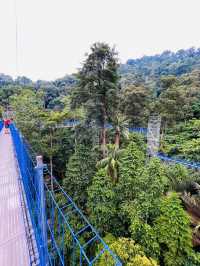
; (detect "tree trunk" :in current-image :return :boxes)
[50,131,53,192]
[160,119,167,144]
[100,103,107,158]
[115,126,120,149]
[100,126,107,158]
[74,133,77,154]
[50,155,53,192]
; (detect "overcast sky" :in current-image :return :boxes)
[0,0,200,81]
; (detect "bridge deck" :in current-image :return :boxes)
[0,129,30,265]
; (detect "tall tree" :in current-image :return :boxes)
[120,85,150,126]
[10,89,44,140]
[71,42,120,157]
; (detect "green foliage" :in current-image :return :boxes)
[159,76,178,90]
[87,169,118,234]
[154,193,193,266]
[122,48,200,84]
[120,85,150,126]
[88,138,152,236]
[96,236,158,266]
[6,46,200,265]
[132,159,168,221]
[0,106,3,118]
[158,84,193,125]
[181,138,200,161]
[122,131,146,150]
[164,163,193,191]
[42,127,74,178]
[63,144,98,207]
[111,113,130,148]
[124,159,168,259]
[183,253,200,266]
[132,255,158,266]
[130,217,160,259]
[96,144,124,182]
[71,42,120,156]
[0,85,22,107]
[10,89,76,178]
[162,119,200,161]
[10,89,44,140]
[128,192,197,265]
[117,141,145,201]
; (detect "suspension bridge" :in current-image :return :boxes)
[0,121,122,266]
[0,118,200,265]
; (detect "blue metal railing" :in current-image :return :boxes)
[62,119,147,135]
[10,124,122,266]
[128,127,147,134]
[0,120,3,132]
[10,124,45,264]
[62,119,80,127]
[44,175,122,266]
[157,153,200,170]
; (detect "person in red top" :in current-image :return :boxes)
[4,119,11,134]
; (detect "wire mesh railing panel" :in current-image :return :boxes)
[44,173,122,266]
[0,121,3,132]
[10,124,46,264]
[10,124,122,266]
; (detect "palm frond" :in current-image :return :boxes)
[96,157,110,168]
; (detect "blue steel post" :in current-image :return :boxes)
[35,155,48,265]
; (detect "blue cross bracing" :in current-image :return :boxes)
[9,124,122,266]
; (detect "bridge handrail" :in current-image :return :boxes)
[61,119,147,134]
[157,153,200,170]
[10,123,122,266]
[10,124,45,264]
[44,171,121,265]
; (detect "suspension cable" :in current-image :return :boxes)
[14,0,19,78]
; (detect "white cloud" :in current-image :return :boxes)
[0,0,200,80]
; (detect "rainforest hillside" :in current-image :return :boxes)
[120,47,200,87]
[1,44,200,265]
[1,46,200,97]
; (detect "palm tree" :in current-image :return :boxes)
[96,144,124,183]
[113,113,129,149]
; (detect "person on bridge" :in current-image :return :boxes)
[4,119,11,134]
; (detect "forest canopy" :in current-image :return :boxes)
[1,45,200,265]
